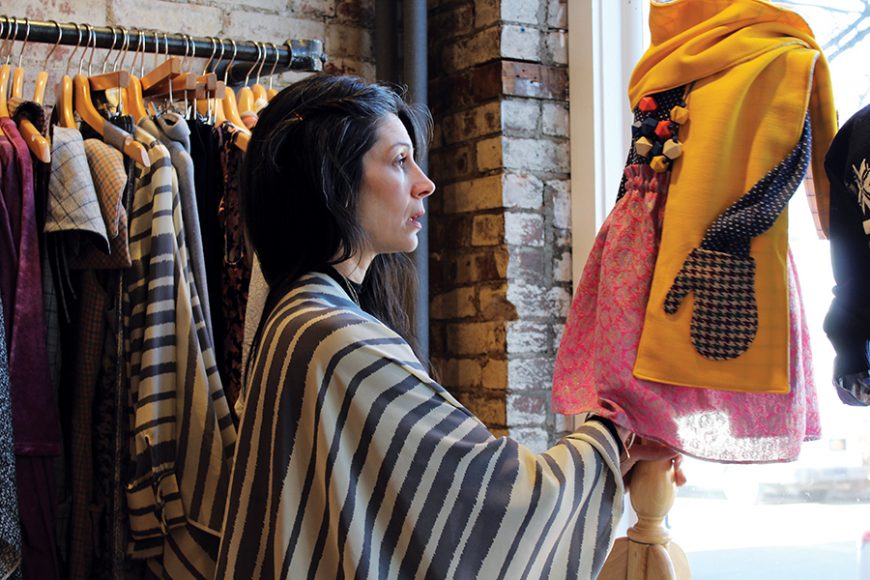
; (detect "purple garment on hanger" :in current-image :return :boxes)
[0,117,61,456]
[0,137,19,340]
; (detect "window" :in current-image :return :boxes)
[569,2,870,578]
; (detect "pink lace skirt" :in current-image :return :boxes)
[552,164,820,463]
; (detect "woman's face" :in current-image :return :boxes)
[356,113,436,262]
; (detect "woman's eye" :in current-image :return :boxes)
[396,155,407,167]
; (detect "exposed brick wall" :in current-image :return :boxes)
[429,0,571,452]
[1,0,374,97]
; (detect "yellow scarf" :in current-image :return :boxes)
[632,0,837,393]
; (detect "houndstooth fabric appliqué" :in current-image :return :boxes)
[664,248,758,359]
[665,114,812,360]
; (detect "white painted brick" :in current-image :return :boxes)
[476,136,503,172]
[223,11,326,45]
[501,98,539,133]
[210,0,282,13]
[501,24,541,61]
[501,0,540,25]
[503,172,544,209]
[506,320,549,354]
[503,138,569,172]
[553,250,572,283]
[325,24,373,59]
[548,179,571,229]
[508,357,555,391]
[504,212,544,247]
[542,102,569,137]
[507,282,549,318]
[112,0,223,37]
[4,0,106,27]
[509,427,550,453]
[548,0,568,29]
[545,30,568,65]
[507,394,549,426]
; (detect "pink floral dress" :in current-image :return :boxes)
[552,164,820,463]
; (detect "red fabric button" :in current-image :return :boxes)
[638,96,657,112]
[655,120,672,139]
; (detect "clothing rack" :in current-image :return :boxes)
[0,16,325,84]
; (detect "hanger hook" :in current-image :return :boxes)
[202,36,217,75]
[137,30,146,77]
[225,38,237,84]
[113,27,128,72]
[102,26,118,73]
[243,40,257,85]
[4,17,19,66]
[268,42,280,91]
[16,18,30,69]
[213,38,226,82]
[87,24,98,76]
[65,22,82,76]
[254,41,267,86]
[43,20,63,72]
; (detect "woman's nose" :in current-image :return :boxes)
[413,164,436,199]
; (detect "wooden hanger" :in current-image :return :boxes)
[235,42,260,114]
[5,19,50,163]
[250,42,269,106]
[0,17,14,123]
[73,74,149,166]
[219,41,252,135]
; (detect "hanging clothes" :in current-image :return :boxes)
[138,113,213,340]
[0,296,22,579]
[218,125,251,409]
[189,118,228,386]
[124,127,236,578]
[823,103,870,406]
[0,116,62,579]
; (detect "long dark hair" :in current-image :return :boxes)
[242,74,431,359]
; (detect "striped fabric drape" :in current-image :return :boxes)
[124,134,236,578]
[216,272,623,579]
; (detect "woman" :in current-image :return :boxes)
[216,74,682,579]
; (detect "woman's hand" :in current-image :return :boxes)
[619,436,687,489]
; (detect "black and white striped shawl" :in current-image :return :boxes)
[216,272,623,579]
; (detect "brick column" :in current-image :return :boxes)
[429,0,571,451]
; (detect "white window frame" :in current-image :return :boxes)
[567,0,646,288]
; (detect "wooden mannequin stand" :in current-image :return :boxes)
[599,459,692,580]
